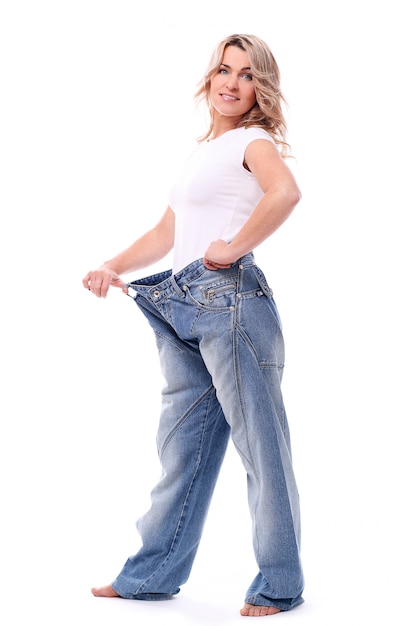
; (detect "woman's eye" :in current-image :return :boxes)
[219,68,228,75]
[241,73,253,81]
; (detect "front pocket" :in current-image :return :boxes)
[185,279,237,310]
[203,282,237,303]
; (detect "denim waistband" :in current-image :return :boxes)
[127,252,255,300]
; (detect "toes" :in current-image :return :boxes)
[91,585,120,598]
[240,603,281,617]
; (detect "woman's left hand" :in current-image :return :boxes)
[203,240,234,270]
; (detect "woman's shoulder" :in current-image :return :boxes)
[241,126,275,143]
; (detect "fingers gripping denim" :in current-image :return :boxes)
[112,253,304,610]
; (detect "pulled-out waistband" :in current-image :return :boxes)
[126,252,255,299]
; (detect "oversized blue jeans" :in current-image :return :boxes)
[112,253,304,611]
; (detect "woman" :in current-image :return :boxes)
[83,33,304,617]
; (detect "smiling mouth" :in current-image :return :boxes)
[220,93,239,101]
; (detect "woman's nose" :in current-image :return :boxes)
[226,74,238,90]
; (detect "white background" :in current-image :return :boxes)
[1,1,416,624]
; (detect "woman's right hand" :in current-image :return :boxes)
[82,266,128,298]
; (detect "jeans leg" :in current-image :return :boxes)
[189,262,304,610]
[112,302,230,599]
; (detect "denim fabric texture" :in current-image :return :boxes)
[112,253,304,611]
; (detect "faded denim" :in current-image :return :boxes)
[112,253,304,611]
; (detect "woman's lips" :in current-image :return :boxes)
[220,93,238,101]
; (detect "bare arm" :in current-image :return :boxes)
[83,207,175,297]
[203,140,301,269]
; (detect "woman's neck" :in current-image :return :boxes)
[210,116,242,141]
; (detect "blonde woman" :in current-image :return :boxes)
[84,34,304,617]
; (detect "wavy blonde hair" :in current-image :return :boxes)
[195,34,290,155]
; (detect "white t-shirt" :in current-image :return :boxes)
[169,127,276,274]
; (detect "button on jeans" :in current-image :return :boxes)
[111,253,304,611]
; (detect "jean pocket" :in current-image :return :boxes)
[253,265,274,297]
[185,278,237,310]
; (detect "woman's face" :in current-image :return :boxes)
[209,45,257,119]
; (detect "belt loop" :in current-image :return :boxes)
[237,256,246,293]
[171,275,186,297]
[126,285,138,299]
[236,251,254,270]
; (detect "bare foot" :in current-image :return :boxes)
[91,585,121,598]
[240,603,281,617]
